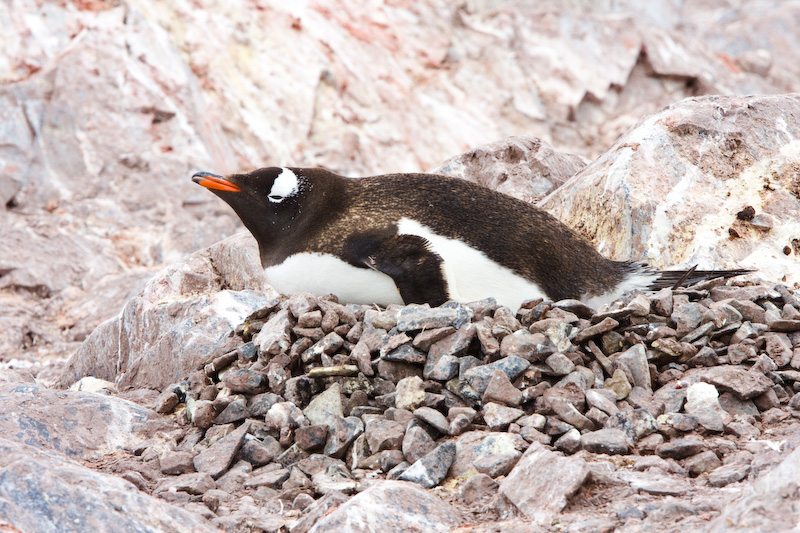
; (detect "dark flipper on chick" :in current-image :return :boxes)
[649,267,753,290]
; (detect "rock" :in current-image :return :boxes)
[604,368,633,400]
[303,383,344,428]
[308,480,461,532]
[458,473,499,505]
[239,436,282,467]
[431,136,586,203]
[482,369,523,406]
[655,439,706,460]
[500,443,590,521]
[707,462,751,487]
[0,381,160,461]
[193,422,250,479]
[585,389,619,415]
[463,356,530,394]
[541,94,800,288]
[709,446,800,530]
[398,441,456,488]
[545,352,576,375]
[482,402,525,431]
[698,365,776,400]
[554,428,582,454]
[323,417,364,459]
[615,344,651,392]
[580,429,630,455]
[365,419,405,454]
[58,243,275,390]
[684,382,730,432]
[683,450,721,477]
[395,304,470,332]
[222,369,268,394]
[394,376,427,411]
[0,437,219,533]
[402,425,436,465]
[451,431,527,478]
[160,450,196,475]
[295,425,329,452]
[604,409,657,443]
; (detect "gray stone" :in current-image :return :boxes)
[414,406,450,434]
[399,442,456,488]
[324,416,364,459]
[160,450,196,475]
[382,344,426,364]
[585,389,619,415]
[655,439,706,460]
[463,356,530,394]
[451,431,527,478]
[402,425,436,465]
[698,365,774,400]
[708,462,751,487]
[554,428,582,455]
[482,402,525,431]
[683,450,721,477]
[545,352,576,375]
[603,368,632,400]
[222,368,268,394]
[458,473,499,505]
[396,304,470,332]
[684,382,729,432]
[604,409,657,443]
[615,344,651,392]
[580,429,630,455]
[303,382,343,428]
[365,419,405,454]
[193,422,250,479]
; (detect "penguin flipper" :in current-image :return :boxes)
[345,232,449,306]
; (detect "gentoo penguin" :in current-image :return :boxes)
[192,167,749,310]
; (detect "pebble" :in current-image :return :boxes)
[482,369,523,406]
[684,382,729,432]
[398,442,456,488]
[604,368,632,400]
[655,439,706,460]
[482,402,525,431]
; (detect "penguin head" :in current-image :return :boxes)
[192,166,311,238]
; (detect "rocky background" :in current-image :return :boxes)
[2,0,800,532]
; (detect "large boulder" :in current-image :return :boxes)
[429,136,587,203]
[56,232,275,390]
[541,94,800,286]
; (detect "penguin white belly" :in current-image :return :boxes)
[398,218,547,310]
[265,252,405,306]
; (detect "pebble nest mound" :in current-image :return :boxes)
[149,279,800,528]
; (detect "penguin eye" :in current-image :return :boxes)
[268,168,300,204]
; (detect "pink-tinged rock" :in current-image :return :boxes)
[308,480,461,532]
[397,442,456,488]
[57,233,275,391]
[482,369,523,407]
[402,425,436,465]
[500,442,590,521]
[154,472,217,496]
[541,95,800,286]
[365,419,405,454]
[451,431,527,478]
[0,438,218,533]
[0,380,158,461]
[430,136,586,203]
[697,365,774,400]
[159,450,196,475]
[193,422,250,479]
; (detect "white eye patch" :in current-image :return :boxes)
[268,168,300,203]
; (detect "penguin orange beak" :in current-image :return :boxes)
[192,172,241,192]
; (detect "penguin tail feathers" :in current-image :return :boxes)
[649,266,754,291]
